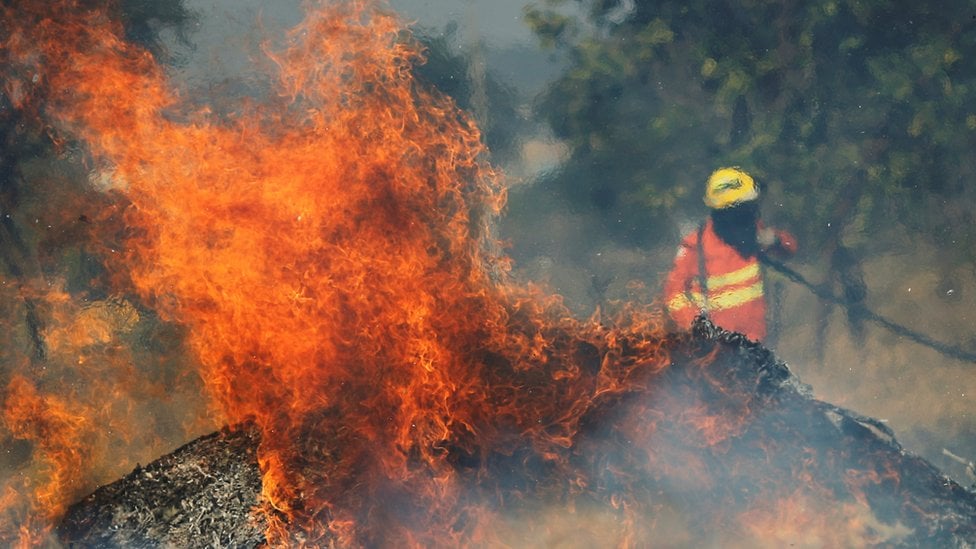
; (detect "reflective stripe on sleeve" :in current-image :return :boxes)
[668,281,764,314]
[708,281,764,311]
[667,291,705,313]
[706,263,760,291]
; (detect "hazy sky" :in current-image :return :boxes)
[172,0,554,89]
[391,0,541,45]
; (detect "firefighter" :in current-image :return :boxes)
[663,167,796,341]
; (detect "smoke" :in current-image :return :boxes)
[1,0,973,546]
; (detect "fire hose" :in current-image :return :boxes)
[758,253,976,364]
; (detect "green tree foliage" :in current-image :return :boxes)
[524,0,976,267]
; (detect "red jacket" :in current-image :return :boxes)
[663,219,796,341]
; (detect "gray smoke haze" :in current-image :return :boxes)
[156,3,976,493]
[2,1,975,546]
[167,0,563,90]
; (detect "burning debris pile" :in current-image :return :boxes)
[56,319,976,547]
[2,0,975,547]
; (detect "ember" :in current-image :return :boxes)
[1,0,975,547]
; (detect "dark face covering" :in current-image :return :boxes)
[711,201,760,257]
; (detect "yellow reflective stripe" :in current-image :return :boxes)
[667,291,705,313]
[707,263,760,291]
[667,263,763,315]
[709,281,764,311]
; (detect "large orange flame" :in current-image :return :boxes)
[3,1,942,547]
[2,0,666,544]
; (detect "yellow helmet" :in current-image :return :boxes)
[703,167,759,209]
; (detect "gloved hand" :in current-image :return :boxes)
[757,227,778,248]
